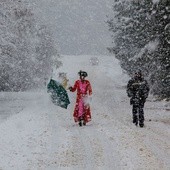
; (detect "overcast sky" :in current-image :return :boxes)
[29,0,114,55]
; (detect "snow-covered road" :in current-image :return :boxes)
[0,55,169,169]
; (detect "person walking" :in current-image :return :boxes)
[127,71,149,127]
[69,70,92,126]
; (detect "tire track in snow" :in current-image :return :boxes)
[74,126,96,169]
[83,123,121,169]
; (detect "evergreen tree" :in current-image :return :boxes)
[150,0,170,99]
[0,0,61,91]
[107,0,170,99]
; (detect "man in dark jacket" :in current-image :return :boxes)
[127,71,149,127]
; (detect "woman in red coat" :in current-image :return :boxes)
[69,70,92,126]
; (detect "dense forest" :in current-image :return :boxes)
[107,0,170,100]
[0,0,61,91]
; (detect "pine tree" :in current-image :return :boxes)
[0,0,61,91]
[107,0,170,99]
[150,0,170,99]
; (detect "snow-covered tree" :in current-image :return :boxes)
[107,0,170,99]
[0,0,61,91]
[150,0,170,99]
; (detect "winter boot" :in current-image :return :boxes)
[83,121,86,126]
[79,121,82,126]
[78,117,83,127]
[139,122,144,128]
[133,115,138,126]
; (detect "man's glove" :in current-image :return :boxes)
[127,91,133,97]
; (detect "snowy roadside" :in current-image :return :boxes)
[0,92,53,169]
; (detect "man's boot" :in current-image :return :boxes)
[133,115,138,125]
[139,122,144,127]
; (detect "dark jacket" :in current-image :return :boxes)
[127,78,149,105]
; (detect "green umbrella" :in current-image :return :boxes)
[47,79,70,109]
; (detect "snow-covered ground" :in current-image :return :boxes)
[0,55,169,170]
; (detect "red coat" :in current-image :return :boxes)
[70,79,92,123]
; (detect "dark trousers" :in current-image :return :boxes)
[132,103,144,124]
